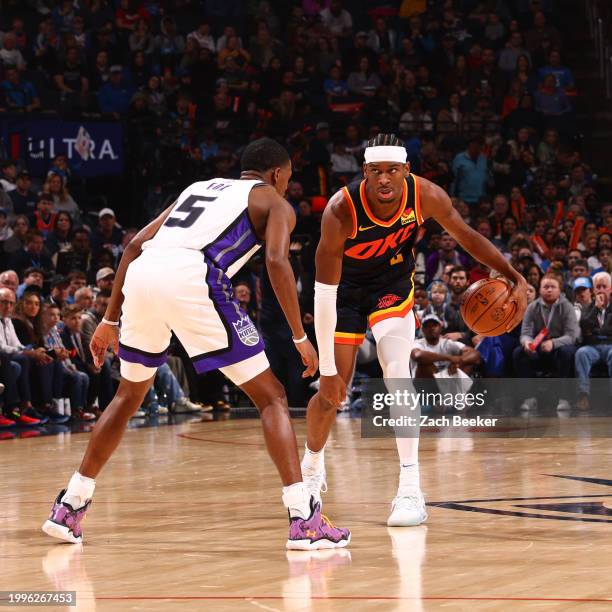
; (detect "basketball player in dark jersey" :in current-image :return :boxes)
[302,134,528,526]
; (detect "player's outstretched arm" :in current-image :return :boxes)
[90,202,175,367]
[264,196,318,378]
[314,192,352,407]
[419,178,528,333]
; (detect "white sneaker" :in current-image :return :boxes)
[520,397,538,412]
[64,398,71,418]
[132,407,147,418]
[172,397,204,413]
[302,468,328,507]
[387,491,428,527]
[53,398,65,416]
[556,398,571,411]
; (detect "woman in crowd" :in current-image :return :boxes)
[44,172,81,222]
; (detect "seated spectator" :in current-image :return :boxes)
[97,65,134,118]
[0,209,13,245]
[451,136,488,206]
[572,276,593,321]
[16,267,44,299]
[575,272,612,410]
[419,281,461,333]
[0,32,27,70]
[66,271,87,304]
[0,68,40,112]
[323,66,349,104]
[187,21,215,53]
[498,32,531,73]
[2,215,30,257]
[0,287,54,425]
[426,232,470,282]
[53,46,90,113]
[30,193,57,238]
[90,208,124,258]
[411,313,481,379]
[321,0,353,39]
[0,270,19,293]
[9,171,38,216]
[55,227,92,277]
[74,286,94,311]
[42,302,95,421]
[45,211,73,259]
[0,160,18,192]
[218,35,250,70]
[44,172,81,221]
[8,230,54,277]
[154,16,185,68]
[49,275,70,308]
[347,56,381,98]
[330,142,360,185]
[534,74,571,116]
[95,267,115,295]
[513,274,579,410]
[539,50,574,91]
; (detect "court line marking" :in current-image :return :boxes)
[94,596,612,602]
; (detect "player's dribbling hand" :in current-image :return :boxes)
[319,374,346,409]
[295,338,318,378]
[90,322,119,368]
[504,275,529,333]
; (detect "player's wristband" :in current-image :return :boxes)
[292,334,308,344]
[102,318,120,327]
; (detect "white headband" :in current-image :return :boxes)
[364,145,407,165]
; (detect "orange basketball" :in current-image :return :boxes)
[460,278,516,336]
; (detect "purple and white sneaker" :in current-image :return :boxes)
[42,490,91,544]
[287,497,351,550]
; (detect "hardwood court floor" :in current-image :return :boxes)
[2,415,612,611]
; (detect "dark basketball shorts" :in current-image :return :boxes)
[335,275,417,345]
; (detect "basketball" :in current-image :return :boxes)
[460,278,516,336]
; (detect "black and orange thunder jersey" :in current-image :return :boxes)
[340,174,423,288]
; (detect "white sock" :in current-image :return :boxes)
[398,462,420,496]
[62,472,95,509]
[396,435,419,466]
[282,482,311,519]
[301,444,325,474]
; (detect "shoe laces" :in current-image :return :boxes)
[394,492,423,509]
[303,469,327,494]
[320,513,336,529]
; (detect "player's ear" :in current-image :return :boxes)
[404,163,410,176]
[272,167,280,185]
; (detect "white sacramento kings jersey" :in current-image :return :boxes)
[143,178,264,278]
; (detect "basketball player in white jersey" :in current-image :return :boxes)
[42,138,350,550]
[302,134,528,526]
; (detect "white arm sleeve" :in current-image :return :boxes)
[314,281,338,376]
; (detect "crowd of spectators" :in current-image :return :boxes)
[0,0,611,426]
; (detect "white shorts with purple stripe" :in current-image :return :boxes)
[118,248,269,385]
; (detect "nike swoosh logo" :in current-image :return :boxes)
[359,224,377,231]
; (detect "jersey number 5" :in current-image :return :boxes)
[164,195,217,229]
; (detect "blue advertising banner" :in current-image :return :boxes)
[0,116,123,177]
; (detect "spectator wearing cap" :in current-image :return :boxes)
[0,161,17,193]
[97,65,134,118]
[9,171,38,216]
[451,136,489,206]
[16,267,44,299]
[8,229,54,277]
[90,208,124,256]
[43,172,80,221]
[95,267,115,294]
[30,193,57,238]
[49,275,70,308]
[410,313,481,379]
[0,68,40,112]
[575,271,612,410]
[572,276,593,321]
